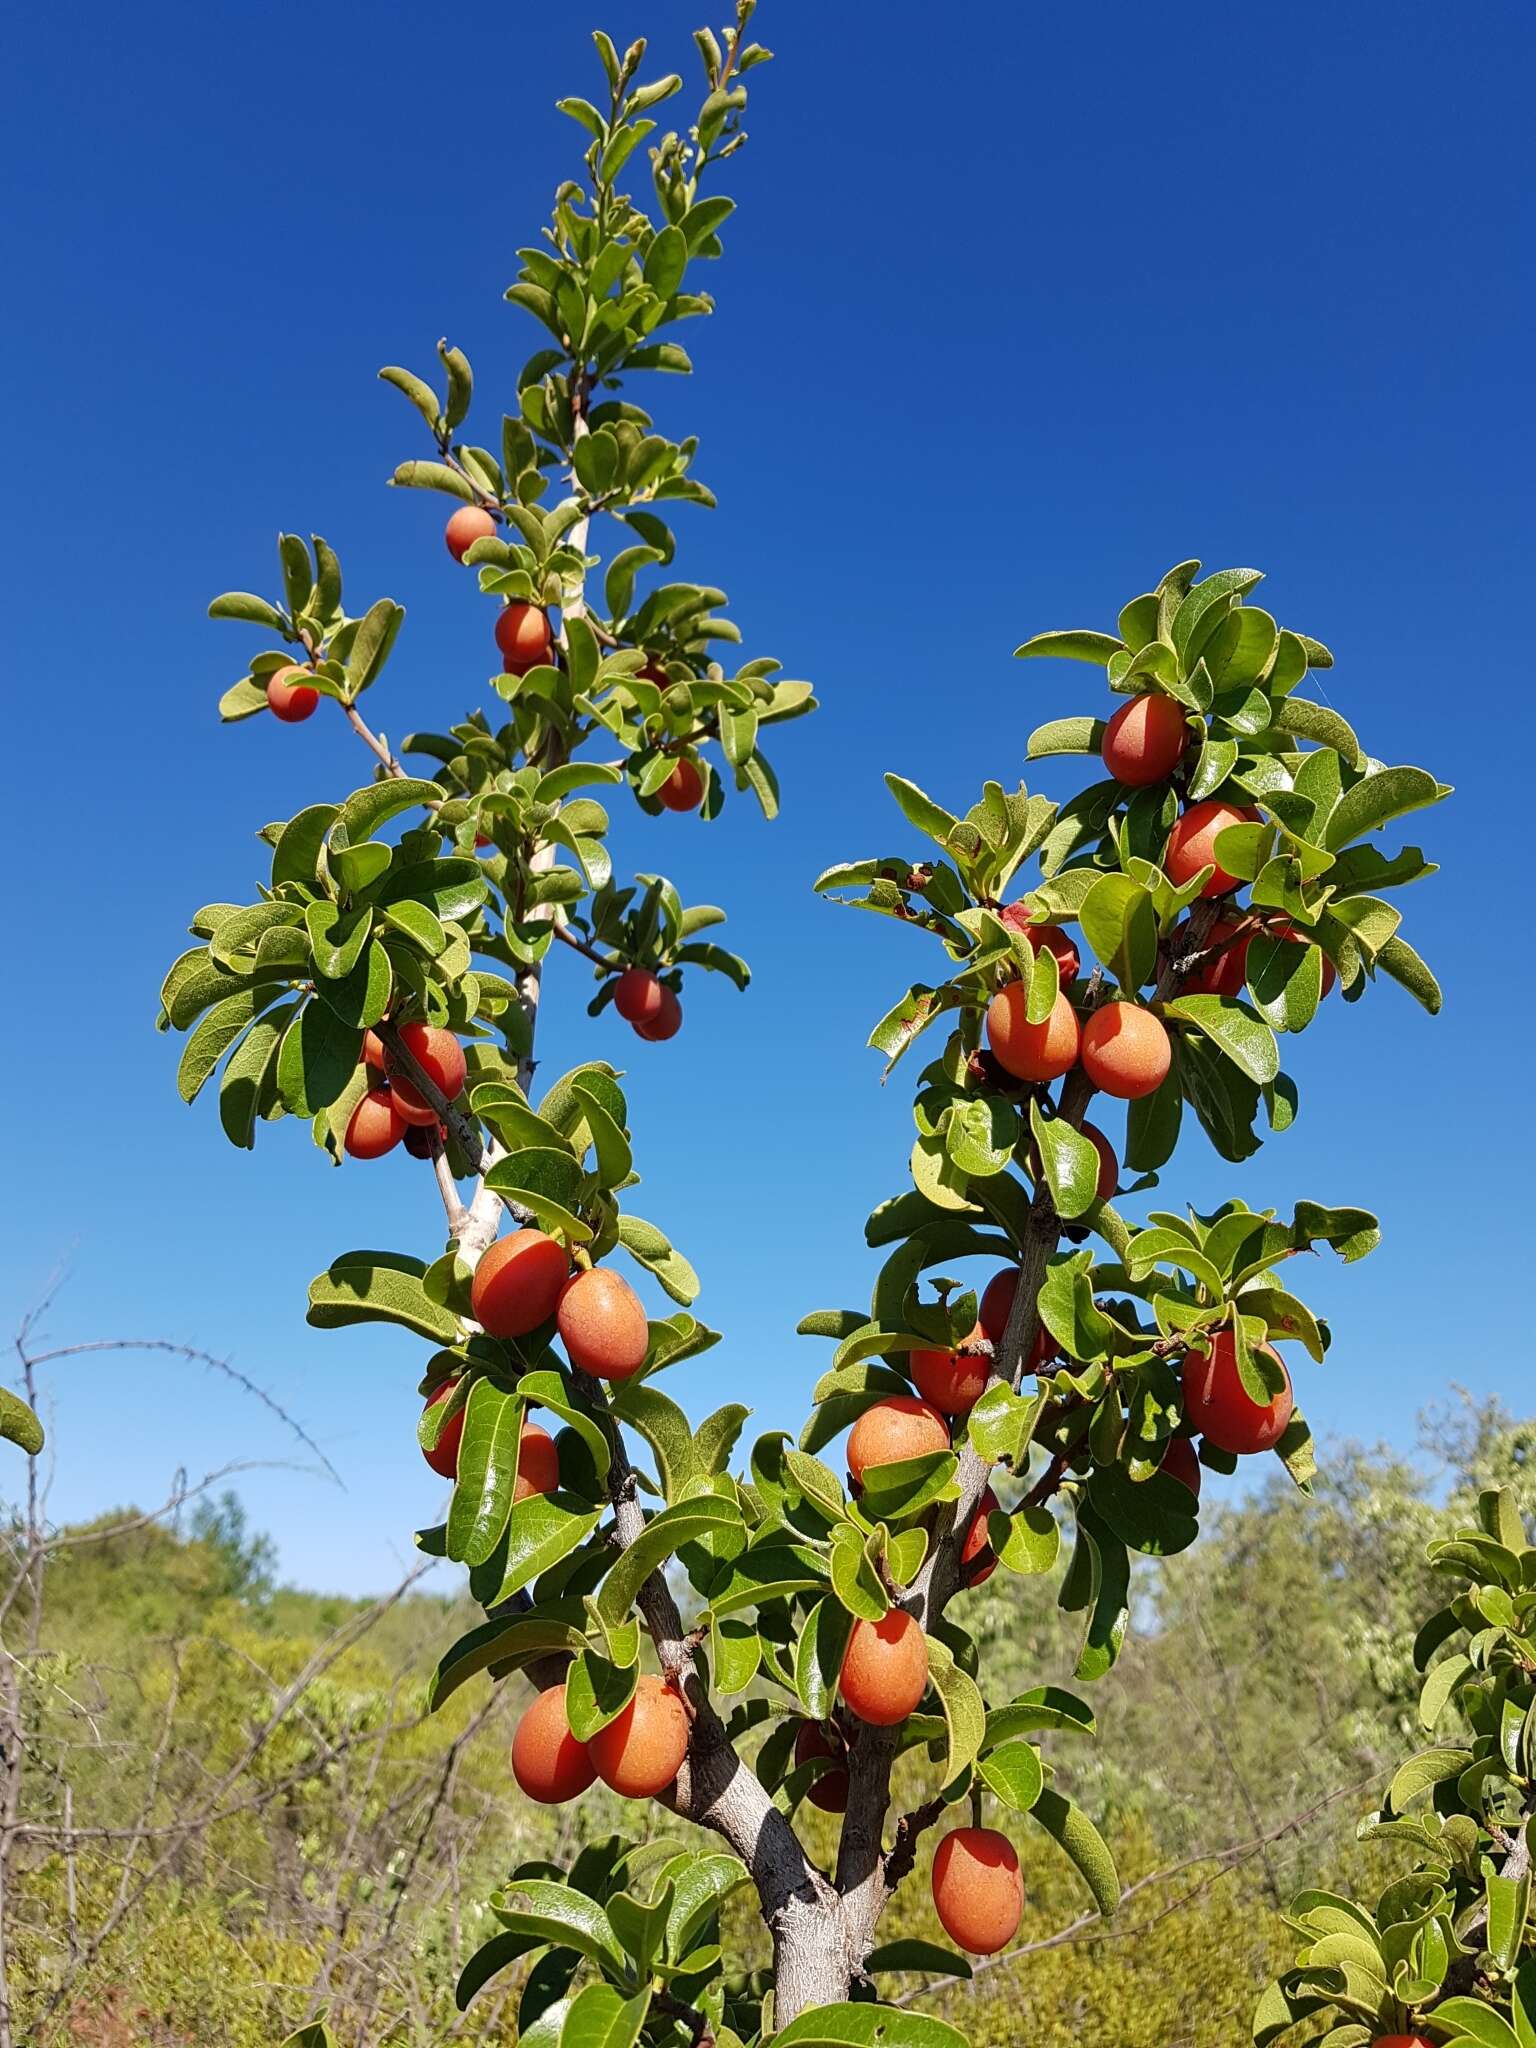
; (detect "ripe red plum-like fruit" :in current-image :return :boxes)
[840,1609,928,1725]
[471,1228,569,1338]
[1101,692,1188,787]
[985,984,1081,1083]
[445,505,497,561]
[612,967,664,1024]
[558,1268,650,1381]
[1159,1436,1202,1496]
[344,1088,406,1159]
[657,756,705,812]
[1080,1003,1171,1099]
[385,1022,467,1121]
[998,905,1080,983]
[960,1487,1001,1586]
[421,1383,465,1479]
[1181,1330,1293,1455]
[511,1685,596,1804]
[1163,799,1258,897]
[846,1397,950,1484]
[494,601,553,674]
[793,1720,850,1813]
[586,1675,689,1797]
[932,1827,1024,1954]
[911,1325,992,1417]
[266,665,319,722]
[514,1419,560,1503]
[633,985,682,1041]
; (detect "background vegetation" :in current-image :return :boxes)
[4,1391,1527,2045]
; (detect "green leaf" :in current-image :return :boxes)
[608,1382,701,1502]
[517,1370,611,1482]
[177,986,287,1104]
[304,902,373,981]
[772,2006,969,2048]
[1324,764,1449,850]
[795,1597,854,1719]
[1163,995,1280,1084]
[565,1651,639,1741]
[1376,934,1444,1014]
[1027,715,1105,759]
[209,591,286,629]
[993,1504,1060,1577]
[446,1379,524,1566]
[977,1741,1044,1813]
[272,804,339,892]
[428,1614,586,1710]
[276,1000,363,1118]
[486,1493,603,1603]
[336,777,444,845]
[1080,873,1157,991]
[493,1880,626,1972]
[0,1388,45,1456]
[1426,2001,1523,2048]
[596,1497,739,1631]
[884,774,958,848]
[983,1687,1095,1745]
[1030,1786,1120,1917]
[306,1252,458,1343]
[1387,1746,1474,1812]
[1029,1103,1101,1222]
[217,999,297,1148]
[616,1214,700,1305]
[1014,630,1123,666]
[864,1940,972,1980]
[561,1990,651,2048]
[925,1634,984,1786]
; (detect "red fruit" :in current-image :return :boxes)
[998,906,1081,983]
[421,1383,465,1479]
[793,1721,850,1814]
[960,1487,1000,1586]
[1184,917,1248,998]
[1080,1004,1171,1100]
[1163,799,1258,897]
[494,601,553,675]
[402,1121,446,1159]
[445,505,496,562]
[840,1609,928,1725]
[385,1022,467,1122]
[932,1827,1023,1955]
[985,984,1081,1083]
[345,1088,406,1159]
[471,1229,569,1339]
[511,1685,597,1804]
[847,1396,950,1485]
[1101,693,1189,787]
[361,1029,388,1072]
[911,1325,992,1417]
[1159,1436,1202,1497]
[558,1268,650,1381]
[586,1674,689,1797]
[514,1419,560,1503]
[1181,1330,1293,1455]
[266,665,319,722]
[657,757,705,812]
[613,968,664,1025]
[977,1270,1058,1366]
[634,985,682,1041]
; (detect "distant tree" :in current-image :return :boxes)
[139,6,1457,2044]
[188,1490,278,1605]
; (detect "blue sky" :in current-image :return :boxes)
[2,0,1529,1594]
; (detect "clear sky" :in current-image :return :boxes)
[2,0,1530,1594]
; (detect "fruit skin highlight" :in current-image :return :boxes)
[1100,692,1188,787]
[840,1609,928,1725]
[846,1397,950,1485]
[1080,1003,1171,1100]
[558,1268,650,1381]
[985,984,1081,1083]
[1163,799,1257,897]
[793,1720,849,1813]
[445,505,496,561]
[511,1684,597,1804]
[470,1228,569,1339]
[1182,1330,1293,1454]
[266,665,319,722]
[586,1674,689,1797]
[345,1088,406,1159]
[931,1827,1024,1954]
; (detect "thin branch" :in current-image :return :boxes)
[19,1338,342,1489]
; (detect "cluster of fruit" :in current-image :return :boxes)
[342,1023,465,1161]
